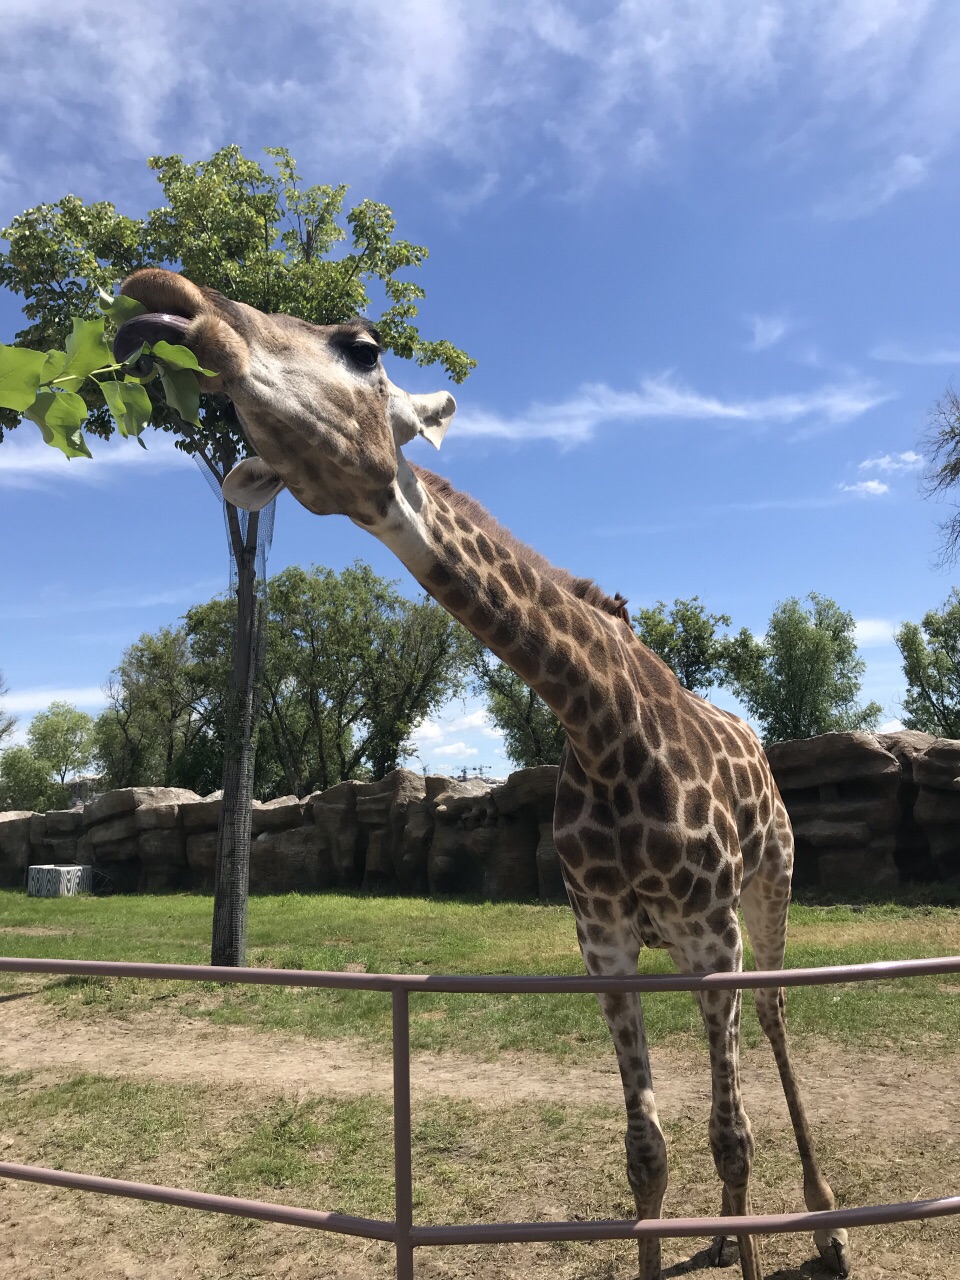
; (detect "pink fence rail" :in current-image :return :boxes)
[1,953,959,1278]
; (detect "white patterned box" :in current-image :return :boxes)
[27,864,93,898]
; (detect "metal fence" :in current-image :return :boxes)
[2,952,959,1278]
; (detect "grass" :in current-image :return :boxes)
[1,1066,958,1279]
[0,892,959,1059]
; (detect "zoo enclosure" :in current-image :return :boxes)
[1,953,960,1278]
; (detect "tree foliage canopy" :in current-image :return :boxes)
[93,564,468,797]
[896,588,960,737]
[723,593,882,744]
[632,596,732,694]
[0,671,15,749]
[0,145,474,463]
[467,637,566,769]
[27,700,94,785]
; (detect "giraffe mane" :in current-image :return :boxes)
[413,466,631,623]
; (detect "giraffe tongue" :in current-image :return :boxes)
[113,312,193,363]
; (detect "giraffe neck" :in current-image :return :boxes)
[360,457,662,771]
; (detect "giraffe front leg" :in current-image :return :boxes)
[700,986,763,1280]
[596,985,669,1280]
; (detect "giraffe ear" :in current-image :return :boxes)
[410,391,457,449]
[222,456,286,511]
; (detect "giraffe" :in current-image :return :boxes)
[114,268,851,1280]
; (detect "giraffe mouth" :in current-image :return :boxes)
[113,312,193,364]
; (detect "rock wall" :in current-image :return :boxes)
[2,730,959,899]
[0,766,564,901]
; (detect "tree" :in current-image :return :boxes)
[896,589,960,737]
[1,145,473,964]
[93,627,219,792]
[27,701,94,785]
[919,388,960,564]
[468,638,566,768]
[723,593,882,745]
[632,597,732,694]
[0,746,67,812]
[0,671,15,748]
[187,563,468,794]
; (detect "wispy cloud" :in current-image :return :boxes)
[870,342,960,366]
[816,152,930,220]
[839,478,889,496]
[854,619,897,648]
[859,451,923,473]
[6,579,222,622]
[0,431,193,491]
[455,375,889,446]
[745,313,790,352]
[4,685,107,714]
[433,741,479,759]
[3,4,960,212]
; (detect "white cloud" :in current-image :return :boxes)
[455,375,889,446]
[816,152,930,220]
[878,718,905,733]
[432,741,479,758]
[4,686,106,714]
[745,313,790,351]
[854,619,896,648]
[859,451,923,473]
[3,3,960,212]
[0,430,193,490]
[5,579,222,622]
[839,479,889,496]
[410,718,445,745]
[871,342,960,365]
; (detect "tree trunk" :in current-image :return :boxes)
[210,505,263,967]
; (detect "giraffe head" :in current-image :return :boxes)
[115,268,456,520]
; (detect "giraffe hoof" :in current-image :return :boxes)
[815,1227,851,1277]
[706,1234,740,1267]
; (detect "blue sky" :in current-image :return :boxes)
[3,2,960,779]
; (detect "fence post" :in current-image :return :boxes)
[392,987,415,1280]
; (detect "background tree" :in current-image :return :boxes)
[468,638,566,768]
[0,746,67,812]
[723,593,882,745]
[919,388,960,564]
[896,589,960,737]
[187,563,468,794]
[0,671,15,748]
[93,627,219,792]
[632,596,732,693]
[1,145,472,964]
[27,701,94,785]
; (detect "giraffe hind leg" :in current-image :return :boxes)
[666,927,762,1280]
[740,866,852,1277]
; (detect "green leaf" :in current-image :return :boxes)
[23,389,92,459]
[160,366,201,426]
[0,344,48,411]
[151,340,216,377]
[62,316,111,381]
[40,349,67,383]
[98,287,148,324]
[99,378,153,439]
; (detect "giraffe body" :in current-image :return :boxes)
[114,269,851,1280]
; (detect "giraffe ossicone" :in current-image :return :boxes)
[117,268,852,1280]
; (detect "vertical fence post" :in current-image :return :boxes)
[393,987,415,1280]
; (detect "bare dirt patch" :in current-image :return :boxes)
[1,995,958,1279]
[0,993,955,1138]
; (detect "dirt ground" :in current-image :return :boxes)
[0,990,958,1280]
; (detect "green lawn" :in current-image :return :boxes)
[1,891,958,1058]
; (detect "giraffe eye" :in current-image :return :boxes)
[346,341,380,371]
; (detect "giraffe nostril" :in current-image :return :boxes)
[113,312,193,363]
